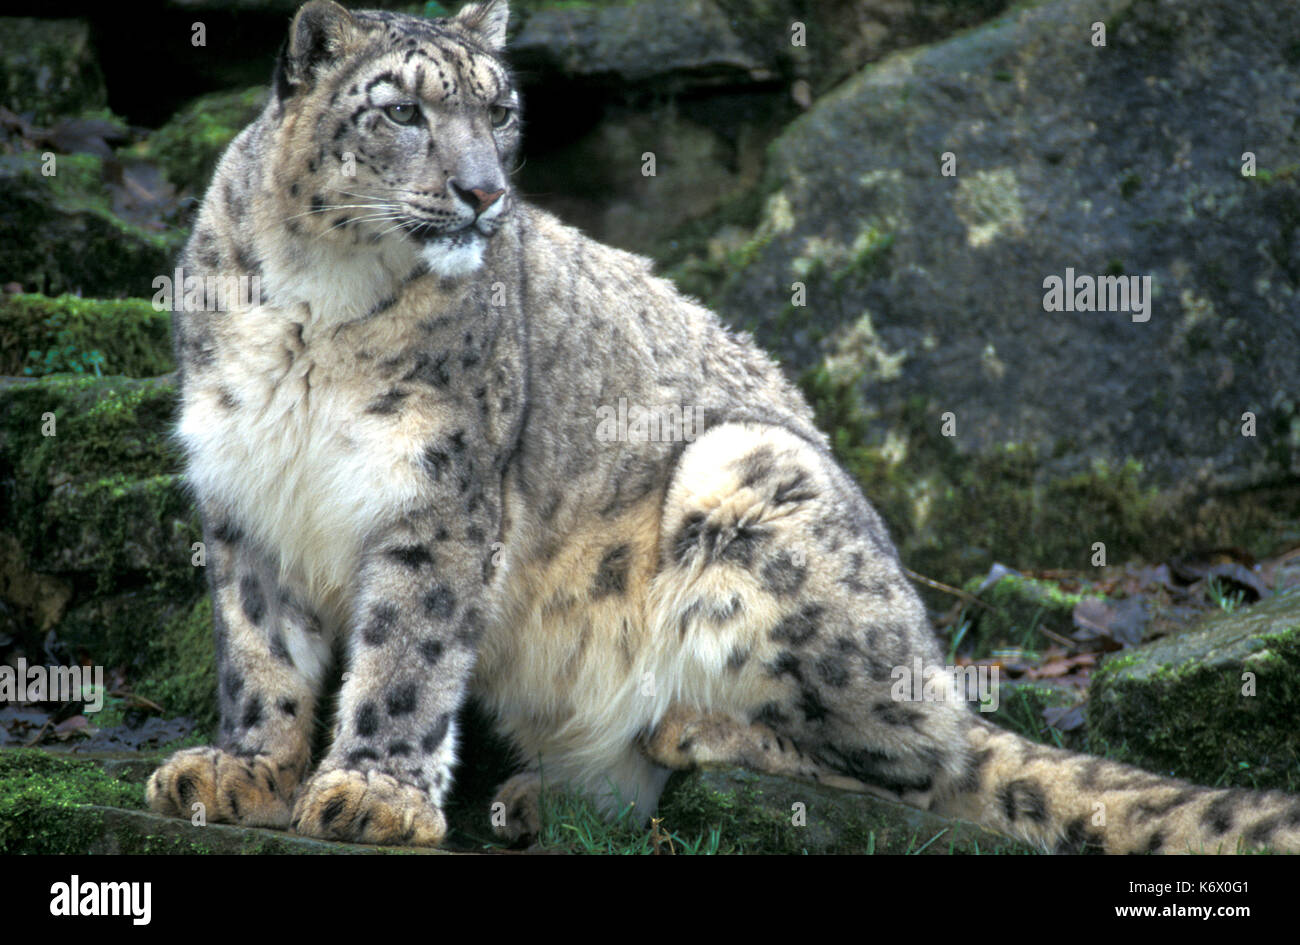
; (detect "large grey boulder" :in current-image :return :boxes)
[686,0,1299,573]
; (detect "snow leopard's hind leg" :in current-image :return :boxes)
[641,421,1300,854]
[641,420,971,810]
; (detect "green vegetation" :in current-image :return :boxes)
[137,87,266,194]
[799,359,1300,584]
[0,750,144,855]
[535,790,725,854]
[961,572,1100,655]
[0,293,173,378]
[134,597,219,734]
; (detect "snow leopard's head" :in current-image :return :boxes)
[272,0,518,278]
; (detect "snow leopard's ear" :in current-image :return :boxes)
[275,1,361,99]
[451,0,509,52]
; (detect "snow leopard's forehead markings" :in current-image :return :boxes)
[324,11,513,111]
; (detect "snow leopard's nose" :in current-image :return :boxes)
[450,179,506,216]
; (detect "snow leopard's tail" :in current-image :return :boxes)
[932,717,1300,853]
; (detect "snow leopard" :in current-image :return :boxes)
[146,0,1300,853]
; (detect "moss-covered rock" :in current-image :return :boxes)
[797,356,1300,584]
[659,0,1300,580]
[0,748,143,855]
[0,293,173,378]
[658,766,1034,854]
[136,86,266,196]
[0,152,184,297]
[0,373,203,681]
[1087,590,1300,791]
[0,19,107,124]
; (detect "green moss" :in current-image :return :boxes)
[135,596,218,734]
[0,374,182,522]
[962,573,1100,655]
[138,87,266,194]
[0,293,173,377]
[534,788,726,854]
[799,360,1300,584]
[0,372,205,680]
[0,375,197,597]
[656,183,775,308]
[0,749,144,854]
[0,151,182,297]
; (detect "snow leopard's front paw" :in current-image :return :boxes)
[291,768,447,846]
[491,771,543,845]
[146,746,298,828]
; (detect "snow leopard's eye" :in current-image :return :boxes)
[489,105,512,128]
[384,103,420,126]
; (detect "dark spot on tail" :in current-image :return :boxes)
[387,545,433,569]
[1130,788,1201,823]
[419,638,444,665]
[1244,816,1280,849]
[1201,794,1236,835]
[424,586,457,619]
[363,604,399,646]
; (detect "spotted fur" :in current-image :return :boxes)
[147,0,1300,854]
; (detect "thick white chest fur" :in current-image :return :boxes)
[178,305,435,608]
